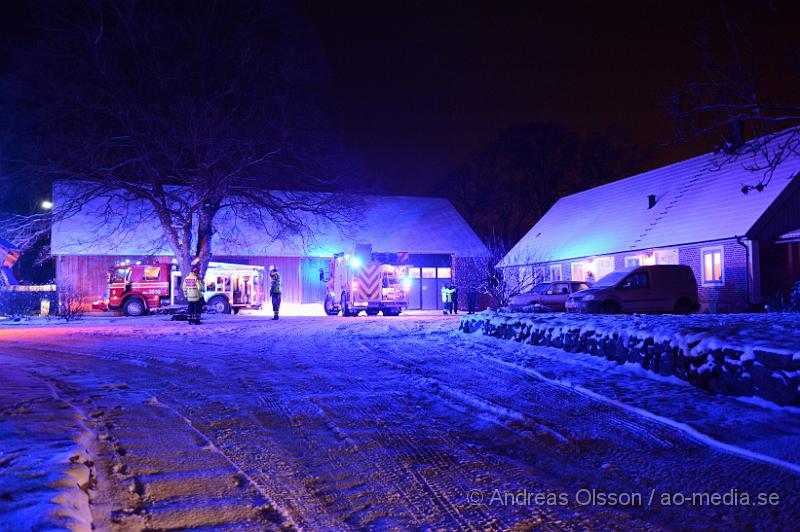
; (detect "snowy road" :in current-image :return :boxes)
[1,314,800,530]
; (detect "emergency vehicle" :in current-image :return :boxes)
[95,261,266,316]
[0,238,21,287]
[323,244,410,316]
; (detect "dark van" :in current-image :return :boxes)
[565,265,700,314]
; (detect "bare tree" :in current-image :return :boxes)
[457,233,548,308]
[673,6,800,191]
[438,123,643,244]
[1,1,358,276]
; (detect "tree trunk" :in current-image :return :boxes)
[195,202,217,278]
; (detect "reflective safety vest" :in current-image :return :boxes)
[270,271,282,295]
[441,286,453,303]
[183,273,202,302]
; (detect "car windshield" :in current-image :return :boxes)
[592,270,631,287]
[528,283,551,294]
[109,267,130,283]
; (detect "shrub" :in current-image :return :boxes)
[58,284,85,321]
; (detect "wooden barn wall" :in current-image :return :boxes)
[301,257,329,304]
[56,255,173,306]
[220,256,302,305]
[57,255,305,307]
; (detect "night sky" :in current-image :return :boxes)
[2,1,798,196]
[301,0,799,194]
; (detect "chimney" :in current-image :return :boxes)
[648,194,657,209]
[723,120,745,153]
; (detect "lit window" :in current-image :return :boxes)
[654,249,679,265]
[437,267,451,279]
[550,264,562,281]
[421,267,436,279]
[701,247,723,284]
[143,266,161,281]
[593,257,614,280]
[571,262,587,281]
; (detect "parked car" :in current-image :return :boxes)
[508,281,592,312]
[565,265,700,314]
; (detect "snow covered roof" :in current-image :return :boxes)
[776,228,800,243]
[50,184,488,258]
[501,140,800,267]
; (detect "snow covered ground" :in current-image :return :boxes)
[2,313,800,530]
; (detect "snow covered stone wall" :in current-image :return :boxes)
[459,311,800,406]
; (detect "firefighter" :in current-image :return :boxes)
[269,266,282,320]
[467,288,478,314]
[450,283,459,314]
[183,265,203,325]
[441,284,452,315]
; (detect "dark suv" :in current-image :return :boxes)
[565,265,700,314]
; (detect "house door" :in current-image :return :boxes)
[420,268,438,309]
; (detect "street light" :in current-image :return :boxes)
[41,200,53,210]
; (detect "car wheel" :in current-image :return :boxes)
[599,301,620,314]
[208,296,230,314]
[673,298,694,314]
[122,297,147,317]
[366,309,380,316]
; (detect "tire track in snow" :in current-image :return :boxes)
[475,351,800,477]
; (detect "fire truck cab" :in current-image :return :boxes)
[323,244,411,316]
[100,261,265,316]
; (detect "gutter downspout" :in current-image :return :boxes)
[736,236,751,306]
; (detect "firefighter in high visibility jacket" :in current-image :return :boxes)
[269,266,282,320]
[183,266,204,325]
[441,285,454,315]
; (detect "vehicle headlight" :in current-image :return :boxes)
[583,294,595,301]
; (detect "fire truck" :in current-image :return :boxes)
[323,244,411,316]
[95,261,266,316]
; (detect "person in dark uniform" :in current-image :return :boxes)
[467,288,478,314]
[269,266,282,320]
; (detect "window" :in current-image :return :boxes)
[437,267,451,279]
[654,248,679,265]
[550,264,562,281]
[624,256,641,268]
[407,267,421,279]
[621,272,649,289]
[421,267,436,278]
[572,282,590,292]
[701,247,723,285]
[593,257,615,281]
[143,266,161,281]
[571,262,587,281]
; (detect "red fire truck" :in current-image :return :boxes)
[323,244,411,316]
[95,261,265,316]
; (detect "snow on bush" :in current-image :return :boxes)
[460,311,800,406]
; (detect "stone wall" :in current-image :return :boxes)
[459,312,800,406]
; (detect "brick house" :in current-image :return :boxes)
[500,138,800,312]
